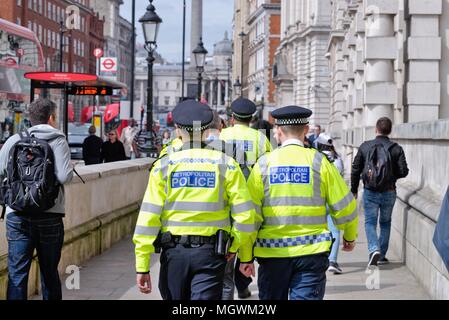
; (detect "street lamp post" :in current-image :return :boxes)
[192,38,208,101]
[139,0,162,133]
[233,77,242,98]
[226,57,232,108]
[238,31,246,97]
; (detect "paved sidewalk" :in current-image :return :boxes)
[34,216,429,300]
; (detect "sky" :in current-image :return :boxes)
[121,0,234,63]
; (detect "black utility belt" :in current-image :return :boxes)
[155,230,231,256]
[172,235,216,245]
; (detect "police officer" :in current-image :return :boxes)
[220,97,272,167]
[133,100,258,300]
[219,97,272,298]
[241,105,358,300]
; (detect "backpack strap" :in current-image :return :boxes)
[1,205,5,221]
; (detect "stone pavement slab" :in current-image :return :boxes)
[31,215,429,300]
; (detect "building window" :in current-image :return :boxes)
[28,0,32,9]
[164,97,170,105]
[38,0,42,14]
[47,3,51,19]
[256,47,264,71]
[17,0,22,7]
[16,17,21,25]
[165,82,169,89]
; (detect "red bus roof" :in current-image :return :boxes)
[0,18,45,70]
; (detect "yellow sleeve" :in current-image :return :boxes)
[132,160,166,272]
[247,161,264,224]
[322,158,359,242]
[225,158,258,263]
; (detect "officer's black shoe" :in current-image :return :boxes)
[378,257,390,265]
[237,288,251,299]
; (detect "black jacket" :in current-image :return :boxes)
[351,136,409,194]
[101,140,127,163]
[82,135,103,165]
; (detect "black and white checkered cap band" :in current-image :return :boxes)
[275,118,309,125]
[176,122,212,132]
[233,112,254,119]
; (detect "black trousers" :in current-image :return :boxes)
[234,258,252,292]
[158,243,227,300]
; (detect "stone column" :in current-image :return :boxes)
[406,0,442,122]
[225,80,229,105]
[217,79,222,107]
[190,0,203,69]
[210,81,214,105]
[363,0,397,135]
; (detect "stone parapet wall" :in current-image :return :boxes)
[0,158,153,299]
[384,120,449,299]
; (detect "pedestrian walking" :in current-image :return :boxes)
[219,97,273,299]
[82,125,103,165]
[308,124,321,148]
[0,98,73,300]
[120,119,139,159]
[133,100,257,300]
[316,133,345,274]
[351,117,409,267]
[101,130,126,163]
[243,105,358,300]
[162,130,172,147]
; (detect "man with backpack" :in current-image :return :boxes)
[351,117,409,268]
[0,98,73,300]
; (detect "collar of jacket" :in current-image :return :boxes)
[282,138,304,147]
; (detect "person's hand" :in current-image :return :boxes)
[136,273,152,294]
[239,263,255,278]
[225,253,236,262]
[342,239,355,252]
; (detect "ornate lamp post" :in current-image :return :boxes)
[139,0,162,132]
[192,38,208,101]
[233,77,242,98]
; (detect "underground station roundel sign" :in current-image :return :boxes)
[24,72,98,82]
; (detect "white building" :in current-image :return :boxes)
[326,0,449,299]
[274,0,332,127]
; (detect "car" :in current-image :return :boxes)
[68,123,94,160]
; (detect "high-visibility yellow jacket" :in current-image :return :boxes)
[247,143,358,258]
[220,125,272,166]
[159,137,183,158]
[133,144,258,273]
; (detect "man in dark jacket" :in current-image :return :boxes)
[82,126,103,165]
[351,117,409,268]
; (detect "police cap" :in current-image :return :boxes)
[231,97,257,119]
[272,105,313,126]
[172,100,213,131]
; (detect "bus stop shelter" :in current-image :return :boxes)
[23,72,126,137]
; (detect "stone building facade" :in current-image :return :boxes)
[232,0,280,117]
[273,0,332,128]
[326,0,449,299]
[0,0,104,73]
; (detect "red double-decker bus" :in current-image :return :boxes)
[0,18,45,146]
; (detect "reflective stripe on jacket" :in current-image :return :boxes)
[247,144,358,258]
[133,146,258,272]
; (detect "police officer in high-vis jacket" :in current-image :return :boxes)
[219,97,272,298]
[241,105,358,300]
[220,97,272,168]
[133,100,258,300]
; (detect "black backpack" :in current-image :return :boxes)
[1,130,60,217]
[362,140,397,191]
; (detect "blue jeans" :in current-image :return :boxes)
[327,213,340,263]
[6,212,64,300]
[257,254,328,300]
[362,189,397,258]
